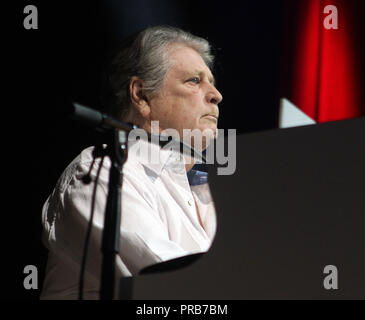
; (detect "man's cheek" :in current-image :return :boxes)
[181,114,193,126]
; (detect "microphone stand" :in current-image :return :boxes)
[100,129,128,300]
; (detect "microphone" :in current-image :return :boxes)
[70,102,137,133]
[70,102,206,164]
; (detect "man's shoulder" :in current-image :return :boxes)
[77,145,156,188]
[51,145,161,201]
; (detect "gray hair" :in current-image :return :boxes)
[103,25,215,120]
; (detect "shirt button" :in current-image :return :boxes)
[188,199,193,206]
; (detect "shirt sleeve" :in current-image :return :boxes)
[42,154,189,282]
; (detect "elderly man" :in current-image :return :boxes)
[40,25,223,299]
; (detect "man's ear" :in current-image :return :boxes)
[129,76,151,119]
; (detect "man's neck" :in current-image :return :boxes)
[127,116,198,172]
[184,155,195,173]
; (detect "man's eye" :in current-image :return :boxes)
[188,77,201,84]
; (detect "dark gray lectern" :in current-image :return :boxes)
[130,118,365,299]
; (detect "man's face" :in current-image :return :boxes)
[148,44,223,146]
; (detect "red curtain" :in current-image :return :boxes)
[285,0,362,123]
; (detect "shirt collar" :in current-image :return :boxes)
[128,139,209,186]
[128,138,182,175]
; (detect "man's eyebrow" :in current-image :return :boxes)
[194,70,215,85]
[208,74,216,86]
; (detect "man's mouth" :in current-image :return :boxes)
[203,115,218,122]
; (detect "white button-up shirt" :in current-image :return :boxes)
[40,139,216,299]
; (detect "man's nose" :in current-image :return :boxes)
[206,84,223,105]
